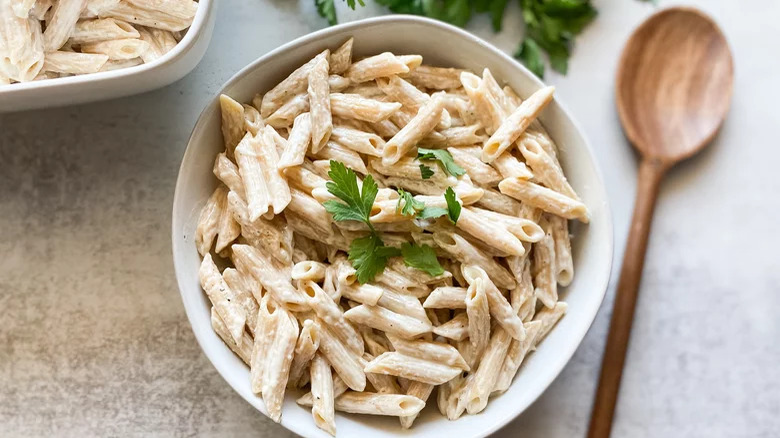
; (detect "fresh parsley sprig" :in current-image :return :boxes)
[396,188,425,217]
[417,148,466,178]
[401,242,444,277]
[396,187,461,225]
[315,0,598,78]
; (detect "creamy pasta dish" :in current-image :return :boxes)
[195,37,589,435]
[0,0,197,84]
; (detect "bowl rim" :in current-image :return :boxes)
[172,14,614,438]
[0,0,214,95]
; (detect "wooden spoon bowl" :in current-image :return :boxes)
[588,7,733,438]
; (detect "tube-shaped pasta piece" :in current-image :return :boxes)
[463,265,526,341]
[265,93,309,128]
[328,37,352,75]
[493,149,534,179]
[250,296,277,394]
[291,260,327,282]
[31,0,53,20]
[150,27,176,53]
[277,112,311,169]
[344,305,431,339]
[470,207,545,243]
[370,156,455,187]
[242,104,264,136]
[226,192,294,265]
[533,301,567,345]
[124,0,196,18]
[386,257,452,285]
[386,335,469,370]
[43,0,84,51]
[499,177,590,223]
[432,232,516,290]
[423,124,487,147]
[80,38,149,60]
[423,286,467,309]
[465,325,512,414]
[310,353,336,436]
[259,126,291,214]
[199,254,246,346]
[377,288,428,322]
[134,25,161,63]
[374,268,430,298]
[69,17,138,43]
[359,326,390,357]
[364,352,462,385]
[283,162,327,195]
[41,51,107,74]
[234,133,271,220]
[328,74,350,92]
[367,118,399,138]
[433,311,468,341]
[260,50,326,117]
[194,185,225,256]
[481,68,513,116]
[475,188,523,216]
[308,54,332,152]
[218,94,245,156]
[288,319,321,387]
[375,75,451,129]
[457,207,526,256]
[301,280,364,354]
[346,52,410,83]
[215,192,240,252]
[547,215,573,286]
[330,125,384,156]
[518,134,578,199]
[316,320,366,391]
[405,64,463,90]
[508,256,533,313]
[333,392,425,417]
[465,278,490,361]
[211,307,252,364]
[399,380,434,429]
[330,93,402,123]
[338,282,383,306]
[286,187,332,236]
[100,1,193,31]
[361,353,401,395]
[448,146,502,186]
[297,374,349,406]
[262,307,299,422]
[532,223,557,308]
[492,320,541,394]
[482,86,555,162]
[231,244,307,310]
[460,71,503,134]
[222,268,260,334]
[313,141,367,174]
[382,94,444,165]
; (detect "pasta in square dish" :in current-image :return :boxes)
[0,0,197,84]
[195,37,588,435]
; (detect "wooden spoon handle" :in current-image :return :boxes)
[587,158,668,438]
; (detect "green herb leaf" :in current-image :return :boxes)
[348,234,401,284]
[417,206,448,220]
[515,38,545,78]
[444,186,461,224]
[314,0,337,25]
[396,189,425,217]
[419,163,434,179]
[400,242,444,277]
[346,0,366,9]
[324,160,377,229]
[417,148,466,177]
[489,0,509,31]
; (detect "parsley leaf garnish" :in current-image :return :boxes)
[323,160,377,229]
[396,189,425,217]
[419,163,434,179]
[400,243,444,277]
[417,148,466,177]
[416,187,461,224]
[314,0,337,25]
[349,234,401,284]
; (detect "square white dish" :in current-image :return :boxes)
[172,15,613,438]
[0,0,216,113]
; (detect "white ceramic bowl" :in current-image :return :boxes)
[172,15,613,438]
[0,0,216,113]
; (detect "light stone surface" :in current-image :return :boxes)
[1,0,779,436]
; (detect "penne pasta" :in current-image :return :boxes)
[330,93,402,123]
[343,305,432,339]
[346,52,410,83]
[43,0,85,51]
[211,307,252,365]
[364,352,462,385]
[462,265,526,341]
[332,392,425,417]
[493,320,541,394]
[316,320,366,391]
[465,278,490,362]
[310,353,337,435]
[382,94,444,165]
[465,325,512,414]
[194,185,225,256]
[80,37,150,60]
[308,52,332,152]
[231,244,307,310]
[288,319,321,387]
[498,176,590,223]
[532,220,558,308]
[386,335,469,370]
[432,311,468,341]
[300,280,364,354]
[405,64,463,90]
[328,37,352,75]
[69,17,139,44]
[261,50,326,117]
[42,50,107,74]
[423,286,467,309]
[518,134,578,199]
[199,253,247,346]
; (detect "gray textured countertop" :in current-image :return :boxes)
[2,0,778,436]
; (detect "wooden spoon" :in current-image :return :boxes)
[587,7,733,438]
